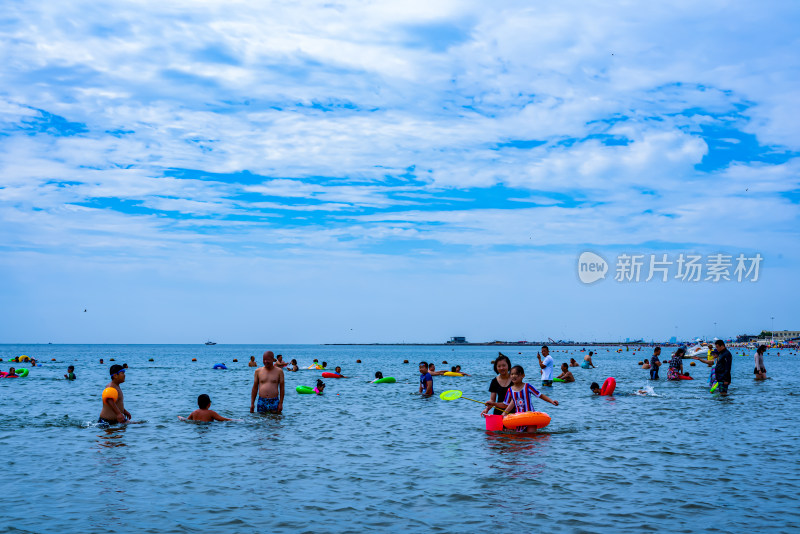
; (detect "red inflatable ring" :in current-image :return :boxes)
[600,377,616,396]
[678,375,694,380]
[321,372,343,378]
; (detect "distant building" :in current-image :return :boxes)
[773,330,800,341]
[448,336,467,344]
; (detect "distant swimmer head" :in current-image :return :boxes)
[335,366,342,374]
[109,365,125,382]
[198,394,211,409]
[375,371,383,379]
[316,379,325,390]
[590,382,601,394]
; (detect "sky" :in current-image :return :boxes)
[0,0,798,343]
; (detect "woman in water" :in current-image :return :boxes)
[569,358,579,367]
[754,345,767,380]
[583,351,595,368]
[314,379,325,395]
[482,353,512,416]
[666,347,686,380]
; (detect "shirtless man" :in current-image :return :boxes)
[98,364,131,427]
[250,351,285,414]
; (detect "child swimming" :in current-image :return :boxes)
[314,379,326,395]
[183,394,232,422]
[556,363,575,382]
[64,365,76,380]
[500,365,559,432]
[98,364,130,427]
[590,382,601,395]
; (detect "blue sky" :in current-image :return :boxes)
[0,1,798,343]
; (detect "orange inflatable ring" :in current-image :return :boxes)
[502,411,551,430]
[600,377,616,396]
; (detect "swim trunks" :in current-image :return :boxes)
[97,417,117,428]
[541,380,553,387]
[257,396,280,413]
[718,382,729,394]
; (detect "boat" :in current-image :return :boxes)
[204,341,217,346]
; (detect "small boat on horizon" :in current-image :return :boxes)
[204,341,217,345]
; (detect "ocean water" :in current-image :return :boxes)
[1,344,798,533]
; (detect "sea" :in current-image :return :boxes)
[1,344,798,533]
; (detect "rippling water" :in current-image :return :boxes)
[1,344,798,533]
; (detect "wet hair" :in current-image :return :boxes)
[250,356,255,360]
[757,345,767,354]
[561,363,568,370]
[493,354,511,374]
[198,394,211,409]
[313,359,318,362]
[335,367,341,373]
[322,361,327,367]
[316,379,325,389]
[109,364,123,376]
[67,365,74,371]
[419,361,428,368]
[510,365,525,375]
[590,382,600,390]
[451,366,457,372]
[375,371,383,379]
[291,359,297,365]
[570,358,577,363]
[455,365,461,371]
[589,351,593,356]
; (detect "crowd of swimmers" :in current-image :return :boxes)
[3,341,780,428]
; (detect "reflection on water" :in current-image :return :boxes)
[1,343,799,533]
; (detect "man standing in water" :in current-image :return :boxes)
[713,340,733,396]
[537,346,554,386]
[250,351,285,414]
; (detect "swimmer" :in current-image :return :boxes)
[184,394,232,422]
[321,361,328,369]
[590,382,601,395]
[419,362,433,396]
[314,379,325,395]
[569,358,579,367]
[64,365,76,380]
[641,359,651,370]
[373,371,384,383]
[99,359,104,364]
[289,359,299,372]
[275,354,289,368]
[754,345,767,380]
[334,366,347,377]
[454,365,470,376]
[428,363,446,376]
[666,347,686,380]
[248,356,258,367]
[500,365,558,432]
[98,365,130,427]
[556,363,575,383]
[250,351,285,414]
[6,367,18,378]
[583,351,595,368]
[649,347,662,380]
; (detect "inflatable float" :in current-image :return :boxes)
[15,368,29,377]
[296,386,315,394]
[373,377,396,384]
[553,378,566,383]
[502,411,551,430]
[678,375,693,380]
[212,363,227,370]
[443,371,464,377]
[600,377,616,396]
[321,372,343,378]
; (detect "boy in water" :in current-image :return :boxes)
[334,366,347,377]
[250,351,285,414]
[98,364,130,427]
[649,347,662,380]
[590,382,601,395]
[556,363,575,382]
[64,365,76,380]
[419,362,433,396]
[185,394,232,422]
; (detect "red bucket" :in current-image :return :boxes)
[485,414,504,431]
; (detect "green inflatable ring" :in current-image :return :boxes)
[16,368,29,377]
[553,377,565,383]
[296,386,315,394]
[373,377,396,384]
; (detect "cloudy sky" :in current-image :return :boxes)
[1,1,798,343]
